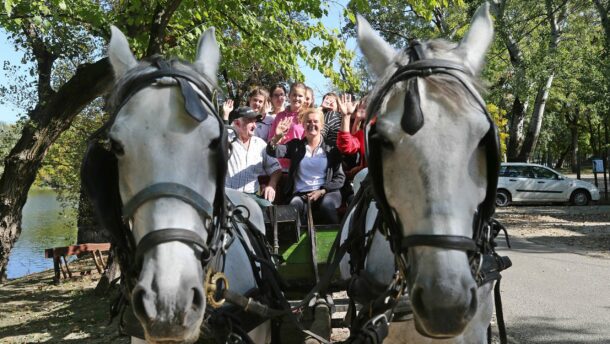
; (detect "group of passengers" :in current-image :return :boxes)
[223,82,368,224]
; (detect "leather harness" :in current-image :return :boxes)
[81,57,293,343]
[336,40,513,343]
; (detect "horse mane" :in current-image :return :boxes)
[369,39,486,116]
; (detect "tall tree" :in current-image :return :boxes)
[515,0,567,162]
[0,0,359,280]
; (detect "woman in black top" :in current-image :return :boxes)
[267,108,345,224]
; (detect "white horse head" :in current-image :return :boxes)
[357,2,496,338]
[106,26,221,343]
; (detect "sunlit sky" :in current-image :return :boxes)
[0,3,358,124]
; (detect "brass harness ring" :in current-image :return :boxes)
[205,269,229,308]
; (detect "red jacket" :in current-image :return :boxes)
[336,130,367,170]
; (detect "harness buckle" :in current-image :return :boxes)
[205,269,229,308]
[219,231,235,254]
[367,313,389,328]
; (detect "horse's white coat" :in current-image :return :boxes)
[348,2,497,343]
[108,27,270,344]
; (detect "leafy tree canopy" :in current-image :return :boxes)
[1,0,361,92]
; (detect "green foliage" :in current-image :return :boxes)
[37,100,106,210]
[0,0,359,92]
[488,103,509,156]
[342,0,610,164]
[0,121,22,175]
[0,0,366,213]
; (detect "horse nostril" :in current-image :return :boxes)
[466,285,478,320]
[182,287,205,327]
[192,287,204,311]
[132,286,157,322]
[410,285,428,318]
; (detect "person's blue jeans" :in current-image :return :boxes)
[289,190,342,225]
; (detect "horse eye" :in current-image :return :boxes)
[373,133,395,151]
[109,138,125,156]
[380,138,395,151]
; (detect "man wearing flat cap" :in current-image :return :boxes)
[226,106,282,207]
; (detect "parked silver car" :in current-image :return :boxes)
[496,163,600,206]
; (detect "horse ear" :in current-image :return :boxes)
[108,26,137,78]
[194,27,220,83]
[457,2,494,74]
[356,14,396,78]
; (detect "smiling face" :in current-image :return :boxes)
[270,86,286,111]
[249,94,265,112]
[322,94,338,112]
[289,86,306,112]
[305,88,314,108]
[234,116,257,140]
[302,109,324,142]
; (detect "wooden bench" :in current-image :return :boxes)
[44,243,111,284]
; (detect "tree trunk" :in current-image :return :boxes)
[585,113,599,157]
[569,109,581,172]
[506,96,528,161]
[0,58,113,282]
[517,74,555,162]
[491,0,531,162]
[554,144,571,170]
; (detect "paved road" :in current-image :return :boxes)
[495,236,610,343]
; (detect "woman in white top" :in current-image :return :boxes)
[267,108,345,224]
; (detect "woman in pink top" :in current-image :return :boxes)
[268,82,307,168]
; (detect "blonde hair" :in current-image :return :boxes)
[299,108,325,130]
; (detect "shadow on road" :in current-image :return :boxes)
[506,316,608,344]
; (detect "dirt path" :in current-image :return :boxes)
[0,268,129,343]
[495,205,610,259]
[1,205,608,343]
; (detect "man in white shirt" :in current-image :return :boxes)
[226,106,282,207]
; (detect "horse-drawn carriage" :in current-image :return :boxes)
[82,3,512,343]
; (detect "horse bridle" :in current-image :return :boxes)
[365,41,501,279]
[84,57,231,286]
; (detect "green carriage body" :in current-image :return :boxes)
[264,205,345,298]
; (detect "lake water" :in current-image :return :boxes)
[6,189,77,279]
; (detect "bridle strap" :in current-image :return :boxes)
[401,235,476,252]
[109,65,218,123]
[135,228,209,266]
[366,53,500,253]
[122,182,214,220]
